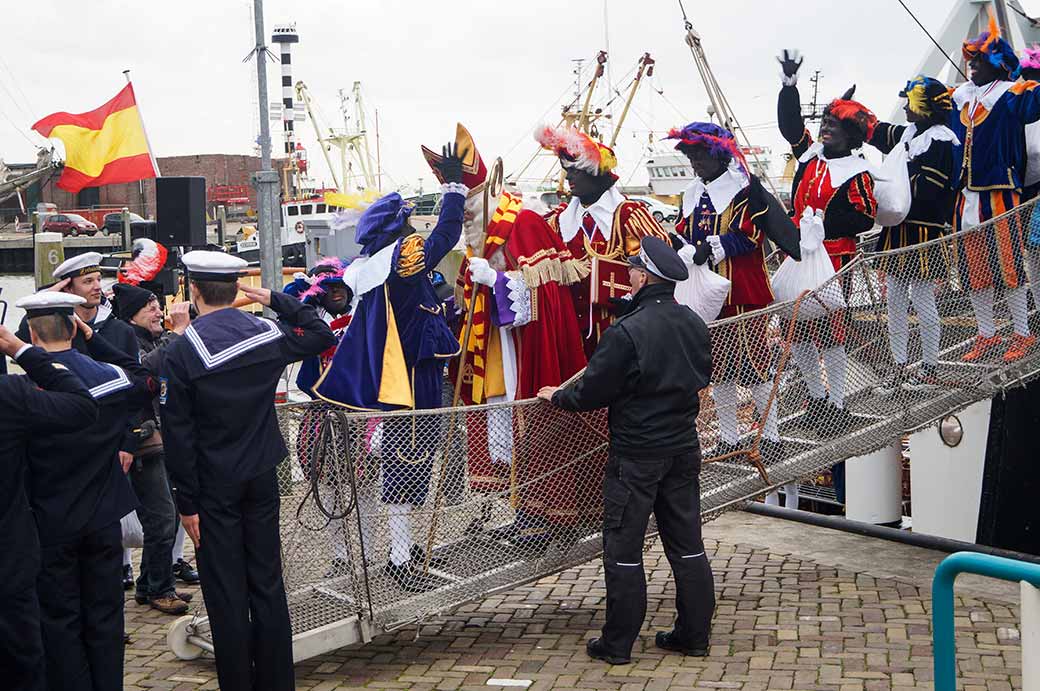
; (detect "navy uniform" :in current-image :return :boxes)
[547,237,716,664]
[160,251,336,691]
[0,303,99,691]
[17,291,158,691]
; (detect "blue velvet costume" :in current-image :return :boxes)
[315,189,464,505]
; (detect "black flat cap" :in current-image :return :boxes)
[628,236,689,282]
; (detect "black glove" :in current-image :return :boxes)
[839,84,856,100]
[609,295,635,317]
[777,49,803,79]
[693,241,711,266]
[433,141,470,185]
[668,232,685,252]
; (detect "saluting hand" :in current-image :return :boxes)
[72,314,93,341]
[239,284,272,307]
[169,302,191,335]
[181,513,201,548]
[43,277,71,293]
[0,325,27,358]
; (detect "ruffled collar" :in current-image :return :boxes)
[798,142,872,187]
[681,160,749,218]
[557,186,625,243]
[952,80,1013,111]
[898,123,961,160]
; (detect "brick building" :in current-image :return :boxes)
[20,153,284,220]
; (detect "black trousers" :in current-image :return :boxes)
[0,584,46,691]
[197,467,295,691]
[37,520,124,691]
[600,450,716,658]
[129,451,177,598]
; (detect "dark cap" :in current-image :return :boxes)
[113,282,157,322]
[628,236,689,282]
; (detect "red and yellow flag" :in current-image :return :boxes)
[32,83,159,193]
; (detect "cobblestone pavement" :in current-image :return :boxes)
[124,513,1025,690]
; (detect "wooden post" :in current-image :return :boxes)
[34,232,64,289]
[121,207,131,250]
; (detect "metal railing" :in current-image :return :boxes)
[932,552,1040,691]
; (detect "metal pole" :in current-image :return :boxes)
[994,0,1014,49]
[252,0,282,310]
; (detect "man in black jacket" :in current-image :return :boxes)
[161,251,336,691]
[17,290,158,691]
[112,282,195,614]
[0,317,98,691]
[538,236,716,665]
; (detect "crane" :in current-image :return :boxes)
[295,80,379,194]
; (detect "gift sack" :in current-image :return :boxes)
[771,208,846,321]
[873,143,911,227]
[675,261,732,323]
[121,510,144,549]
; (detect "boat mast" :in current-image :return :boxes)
[609,53,655,148]
[296,81,341,191]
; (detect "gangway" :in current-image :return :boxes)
[168,197,1040,662]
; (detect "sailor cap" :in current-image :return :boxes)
[182,250,248,282]
[16,291,87,317]
[53,252,104,280]
[628,236,689,282]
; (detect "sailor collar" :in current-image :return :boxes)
[184,308,283,370]
[897,123,961,161]
[682,161,749,219]
[53,350,133,400]
[952,80,1013,112]
[799,142,872,188]
[557,185,625,243]
[92,299,114,326]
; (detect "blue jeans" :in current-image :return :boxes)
[129,451,177,598]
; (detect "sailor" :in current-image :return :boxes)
[0,316,98,691]
[314,142,467,593]
[777,50,879,439]
[425,124,589,545]
[15,251,143,588]
[538,237,715,665]
[944,17,1040,363]
[666,121,799,507]
[535,125,668,356]
[18,290,158,691]
[866,77,959,394]
[159,250,336,691]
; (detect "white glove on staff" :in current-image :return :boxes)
[468,257,498,287]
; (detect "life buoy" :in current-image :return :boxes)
[294,221,305,235]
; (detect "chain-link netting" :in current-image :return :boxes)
[182,194,1040,655]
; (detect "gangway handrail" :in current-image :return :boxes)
[932,552,1040,691]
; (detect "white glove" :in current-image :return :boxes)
[799,207,825,253]
[677,243,697,267]
[706,235,726,265]
[468,257,498,287]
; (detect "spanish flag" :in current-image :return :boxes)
[32,83,160,194]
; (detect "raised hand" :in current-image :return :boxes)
[434,141,470,185]
[777,49,803,78]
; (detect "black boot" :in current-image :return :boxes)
[122,564,134,591]
[385,560,439,593]
[409,544,447,570]
[586,637,630,665]
[655,630,709,657]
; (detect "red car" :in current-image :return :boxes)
[42,213,99,237]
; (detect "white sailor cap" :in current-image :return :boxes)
[53,252,104,280]
[181,250,248,282]
[16,291,87,317]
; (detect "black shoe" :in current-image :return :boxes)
[759,438,785,464]
[172,558,200,585]
[902,365,942,393]
[324,557,350,579]
[122,564,134,591]
[874,366,907,398]
[409,544,447,570]
[385,560,439,593]
[586,637,630,665]
[655,630,709,657]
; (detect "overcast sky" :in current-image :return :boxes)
[4,0,1039,193]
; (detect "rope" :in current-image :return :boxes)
[295,409,359,525]
[895,0,968,82]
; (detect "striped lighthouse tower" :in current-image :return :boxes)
[271,23,299,196]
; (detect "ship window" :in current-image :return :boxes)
[301,204,313,215]
[316,204,326,213]
[287,206,299,217]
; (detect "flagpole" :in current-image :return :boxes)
[251,0,282,309]
[124,69,161,177]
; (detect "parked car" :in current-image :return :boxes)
[42,213,98,236]
[629,195,680,223]
[102,211,147,236]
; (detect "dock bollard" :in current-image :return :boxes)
[34,232,65,288]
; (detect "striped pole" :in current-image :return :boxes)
[271,23,299,197]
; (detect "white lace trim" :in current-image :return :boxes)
[798,142,873,187]
[899,123,961,161]
[441,182,469,196]
[681,160,749,219]
[781,72,798,87]
[505,272,532,327]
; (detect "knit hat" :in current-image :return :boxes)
[113,282,157,323]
